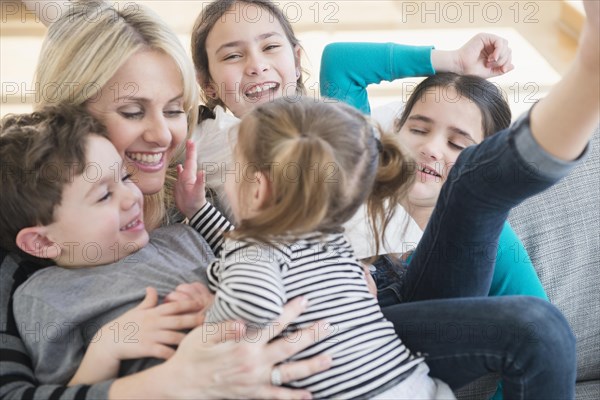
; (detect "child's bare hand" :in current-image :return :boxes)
[360,262,377,298]
[455,33,514,77]
[95,287,204,362]
[165,282,215,322]
[175,140,207,219]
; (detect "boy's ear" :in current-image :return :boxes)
[251,171,272,211]
[15,227,61,260]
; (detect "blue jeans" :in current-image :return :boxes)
[378,114,578,399]
[382,297,576,399]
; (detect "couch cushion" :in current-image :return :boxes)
[457,129,599,400]
[508,128,599,382]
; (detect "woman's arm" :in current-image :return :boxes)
[109,297,332,400]
[1,252,329,400]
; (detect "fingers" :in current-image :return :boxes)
[187,320,247,345]
[183,140,198,181]
[176,140,198,189]
[361,263,378,298]
[155,298,203,316]
[196,169,206,193]
[164,290,192,303]
[154,330,187,346]
[265,297,308,340]
[137,287,159,309]
[175,282,211,303]
[278,354,332,383]
[147,343,177,360]
[266,320,333,364]
[158,313,204,330]
[490,47,512,72]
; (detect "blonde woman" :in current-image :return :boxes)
[1,1,330,399]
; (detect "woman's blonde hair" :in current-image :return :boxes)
[231,98,415,254]
[34,0,199,228]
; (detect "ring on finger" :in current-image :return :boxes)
[270,366,282,386]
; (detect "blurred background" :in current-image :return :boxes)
[1,0,584,118]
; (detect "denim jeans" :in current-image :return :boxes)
[382,296,576,399]
[376,113,580,399]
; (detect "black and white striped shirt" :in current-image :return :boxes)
[206,232,424,399]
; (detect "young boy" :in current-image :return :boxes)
[0,105,226,385]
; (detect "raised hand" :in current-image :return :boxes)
[432,33,514,78]
[175,140,207,219]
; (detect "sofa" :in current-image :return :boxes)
[457,128,600,399]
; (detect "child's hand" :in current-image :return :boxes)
[165,282,215,322]
[96,287,204,361]
[360,262,378,298]
[175,140,207,219]
[69,287,204,385]
[436,33,514,78]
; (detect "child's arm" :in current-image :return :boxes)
[176,140,234,257]
[68,288,203,386]
[320,33,512,114]
[529,0,599,161]
[204,240,286,326]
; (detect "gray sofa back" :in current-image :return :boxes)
[458,128,599,399]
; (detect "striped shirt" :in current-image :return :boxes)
[206,232,424,399]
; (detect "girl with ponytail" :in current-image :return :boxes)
[186,96,454,399]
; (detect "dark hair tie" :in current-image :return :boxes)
[198,105,216,122]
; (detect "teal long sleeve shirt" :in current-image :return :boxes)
[319,42,547,300]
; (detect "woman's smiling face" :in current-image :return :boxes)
[86,50,187,195]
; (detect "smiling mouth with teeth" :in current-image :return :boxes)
[126,152,164,166]
[418,165,442,178]
[120,218,142,231]
[245,82,279,99]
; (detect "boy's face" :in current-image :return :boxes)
[45,135,149,267]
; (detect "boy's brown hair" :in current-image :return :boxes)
[0,105,108,255]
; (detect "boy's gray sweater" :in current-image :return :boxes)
[13,224,213,384]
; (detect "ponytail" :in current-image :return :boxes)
[366,126,415,256]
